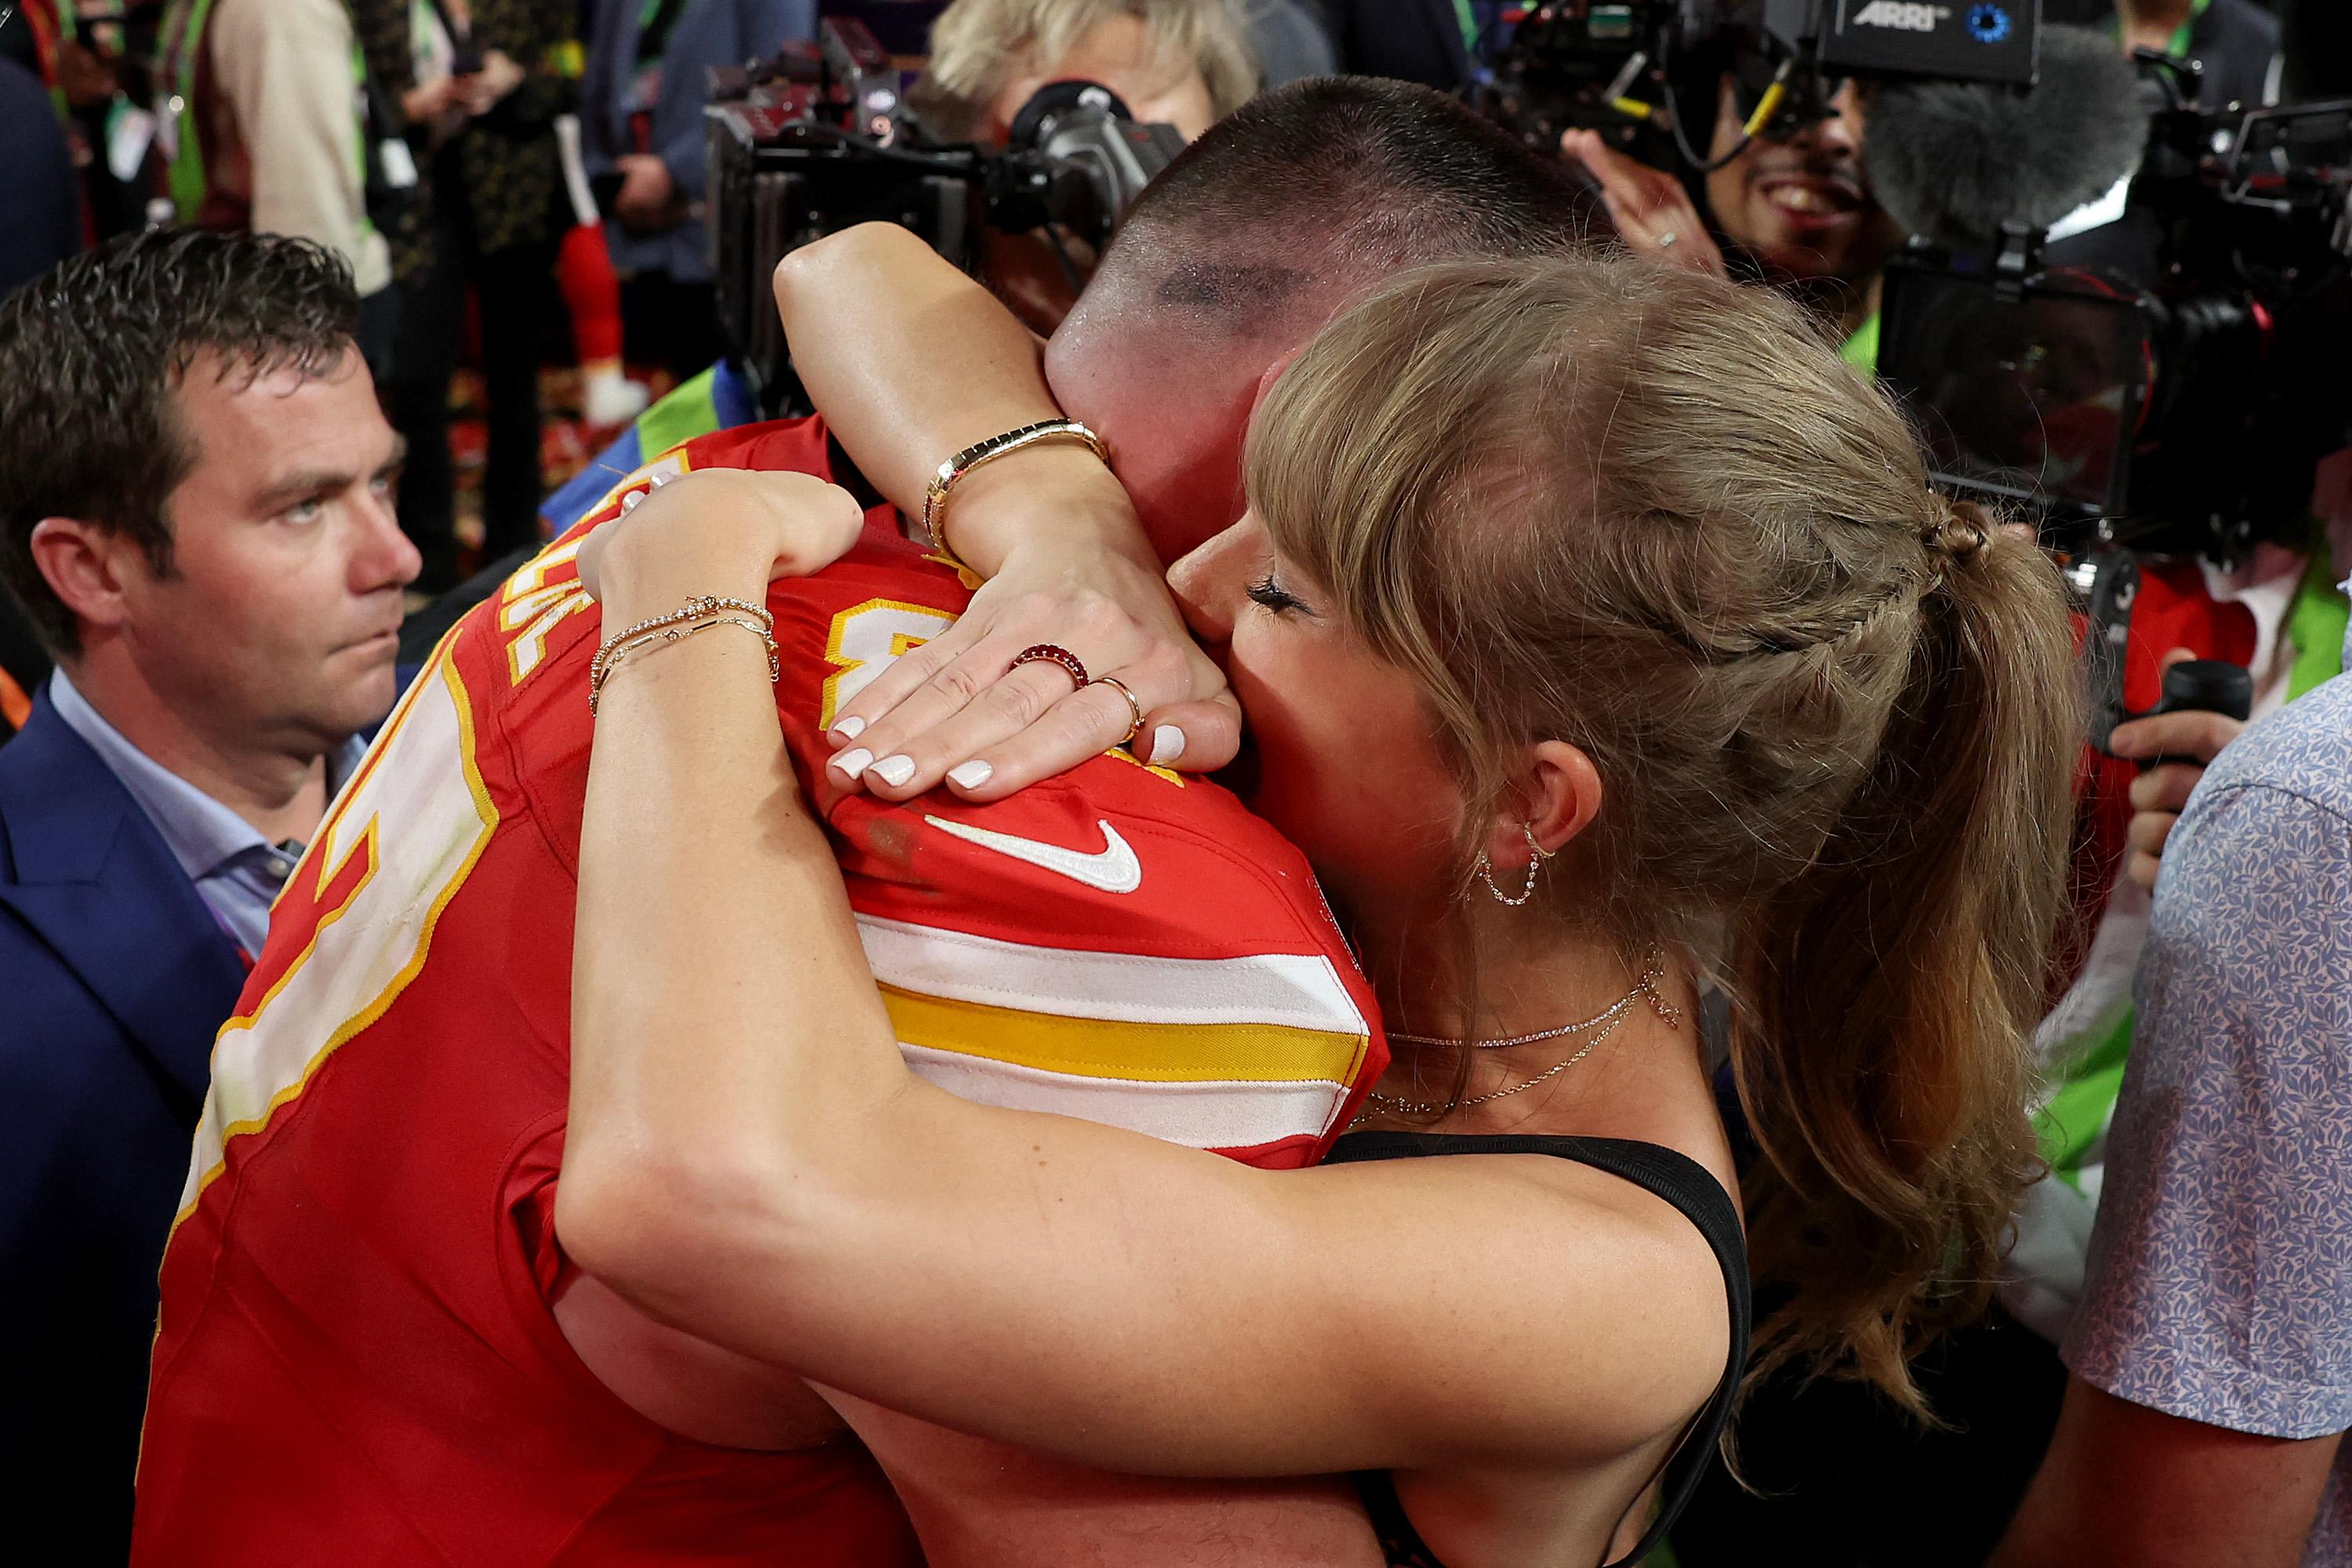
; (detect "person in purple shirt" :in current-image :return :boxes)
[1999,621,2352,1568]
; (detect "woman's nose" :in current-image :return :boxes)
[1165,517,1256,651]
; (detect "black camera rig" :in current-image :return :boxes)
[705,17,1185,414]
[1478,0,2038,166]
[1875,74,2352,746]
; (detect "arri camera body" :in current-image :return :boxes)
[1477,0,2038,162]
[706,16,1185,412]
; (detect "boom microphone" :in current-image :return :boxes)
[1862,24,2147,247]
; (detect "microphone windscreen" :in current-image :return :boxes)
[1864,25,2148,246]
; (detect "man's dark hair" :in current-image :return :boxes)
[1102,76,1609,340]
[0,227,359,655]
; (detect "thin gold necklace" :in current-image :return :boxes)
[1355,949,1681,1121]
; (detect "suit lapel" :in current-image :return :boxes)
[0,697,246,1116]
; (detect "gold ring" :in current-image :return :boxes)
[1097,674,1145,746]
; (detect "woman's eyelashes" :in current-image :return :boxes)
[1246,574,1315,617]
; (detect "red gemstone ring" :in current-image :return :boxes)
[1008,643,1091,690]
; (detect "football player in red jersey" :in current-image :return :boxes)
[135,81,1605,1566]
[559,253,2083,1568]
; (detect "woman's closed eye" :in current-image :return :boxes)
[1246,575,1315,617]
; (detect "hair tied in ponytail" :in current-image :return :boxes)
[1921,501,1993,564]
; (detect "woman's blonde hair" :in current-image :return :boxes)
[912,0,1259,142]
[1248,254,2080,1414]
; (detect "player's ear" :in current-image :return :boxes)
[1246,347,1306,424]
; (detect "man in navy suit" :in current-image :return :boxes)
[0,227,419,1556]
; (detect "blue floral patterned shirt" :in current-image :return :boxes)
[2065,656,2352,1566]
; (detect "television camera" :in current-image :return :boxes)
[1477,0,2038,167]
[1479,3,2344,746]
[704,16,1185,413]
[1873,70,2352,746]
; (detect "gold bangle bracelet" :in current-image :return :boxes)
[921,419,1110,578]
[588,610,780,715]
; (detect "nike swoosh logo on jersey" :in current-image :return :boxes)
[921,815,1143,895]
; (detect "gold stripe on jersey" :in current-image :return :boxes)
[896,1045,1346,1151]
[878,985,1366,1087]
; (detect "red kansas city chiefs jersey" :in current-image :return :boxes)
[134,418,1384,1563]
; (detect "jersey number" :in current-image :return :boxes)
[820,599,957,730]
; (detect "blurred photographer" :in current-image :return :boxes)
[908,0,1258,145]
[910,0,1260,334]
[536,0,1267,543]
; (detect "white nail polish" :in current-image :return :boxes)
[1148,725,1186,767]
[947,760,993,790]
[831,714,866,741]
[620,490,644,511]
[833,747,874,779]
[871,754,917,788]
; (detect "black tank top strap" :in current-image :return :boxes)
[1322,1131,1751,1568]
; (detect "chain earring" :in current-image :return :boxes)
[1475,825,1554,907]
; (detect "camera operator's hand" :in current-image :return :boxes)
[1561,130,1727,278]
[818,452,1243,804]
[2110,648,2249,893]
[613,154,677,233]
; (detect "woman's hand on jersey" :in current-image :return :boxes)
[820,464,1243,804]
[1560,130,1728,279]
[576,469,866,618]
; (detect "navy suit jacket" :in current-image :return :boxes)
[0,691,246,1559]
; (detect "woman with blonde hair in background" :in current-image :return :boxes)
[912,0,1265,330]
[911,0,1259,145]
[557,252,2083,1567]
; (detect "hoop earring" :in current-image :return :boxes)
[1475,825,1552,908]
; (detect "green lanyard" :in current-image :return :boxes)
[164,0,220,222]
[2285,536,2350,702]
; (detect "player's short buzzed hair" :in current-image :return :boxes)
[1097,76,1610,343]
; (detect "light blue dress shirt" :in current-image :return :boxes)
[46,666,367,960]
